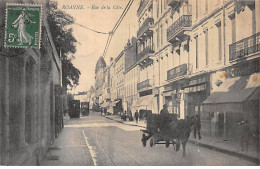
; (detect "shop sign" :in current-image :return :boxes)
[167,64,187,80]
[226,60,259,78]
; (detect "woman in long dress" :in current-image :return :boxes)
[12,10,34,45]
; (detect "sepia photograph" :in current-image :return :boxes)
[0,0,259,166]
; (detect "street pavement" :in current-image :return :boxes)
[41,111,258,166]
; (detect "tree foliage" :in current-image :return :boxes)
[47,1,81,89]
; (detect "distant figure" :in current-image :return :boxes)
[129,111,133,121]
[134,110,139,124]
[193,114,201,140]
[104,108,107,116]
[124,110,127,121]
[160,104,169,114]
[238,120,251,151]
[129,111,132,117]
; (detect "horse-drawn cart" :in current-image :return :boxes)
[141,112,194,156]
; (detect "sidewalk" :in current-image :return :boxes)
[103,114,146,128]
[102,114,259,164]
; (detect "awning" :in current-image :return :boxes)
[101,101,111,108]
[202,73,260,112]
[133,95,154,108]
[112,100,120,106]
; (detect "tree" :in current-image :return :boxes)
[47,1,81,89]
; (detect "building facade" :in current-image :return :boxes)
[124,38,139,114]
[192,0,260,143]
[0,0,63,165]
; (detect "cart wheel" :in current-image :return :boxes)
[176,142,180,152]
[141,134,147,147]
[150,137,154,147]
[166,141,170,148]
[142,140,147,147]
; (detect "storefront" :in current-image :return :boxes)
[202,59,260,141]
[184,73,211,135]
[163,80,187,119]
[111,99,122,115]
[163,64,189,119]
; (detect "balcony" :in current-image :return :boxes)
[167,64,188,80]
[137,17,154,39]
[137,79,152,91]
[167,15,192,43]
[137,0,149,16]
[137,45,154,61]
[167,0,183,9]
[229,32,260,62]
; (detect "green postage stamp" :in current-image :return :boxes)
[5,3,42,49]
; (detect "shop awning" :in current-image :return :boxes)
[101,101,111,108]
[133,95,154,108]
[112,100,120,106]
[202,73,260,112]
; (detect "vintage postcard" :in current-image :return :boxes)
[0,0,259,166]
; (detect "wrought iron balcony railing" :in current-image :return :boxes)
[137,45,154,61]
[167,15,192,42]
[137,17,154,39]
[229,32,260,62]
[167,0,182,8]
[137,79,152,90]
[167,64,188,80]
[137,0,149,16]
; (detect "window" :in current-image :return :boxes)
[157,29,159,48]
[157,0,159,18]
[196,0,198,19]
[205,0,208,12]
[217,23,222,61]
[205,29,208,65]
[195,36,199,69]
[161,25,163,46]
[231,15,236,43]
[161,0,163,14]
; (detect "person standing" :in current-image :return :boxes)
[193,114,202,140]
[238,119,251,151]
[134,110,139,124]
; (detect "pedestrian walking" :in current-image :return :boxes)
[193,114,202,140]
[134,110,139,124]
[238,119,251,151]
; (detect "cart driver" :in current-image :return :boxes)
[160,104,169,114]
[158,104,170,133]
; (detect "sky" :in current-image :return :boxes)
[56,0,139,94]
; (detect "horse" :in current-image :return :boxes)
[169,116,194,157]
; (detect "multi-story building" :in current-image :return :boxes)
[113,50,125,114]
[186,0,260,144]
[124,38,138,114]
[135,0,192,117]
[0,0,63,165]
[160,0,192,119]
[135,0,158,113]
[135,1,259,148]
